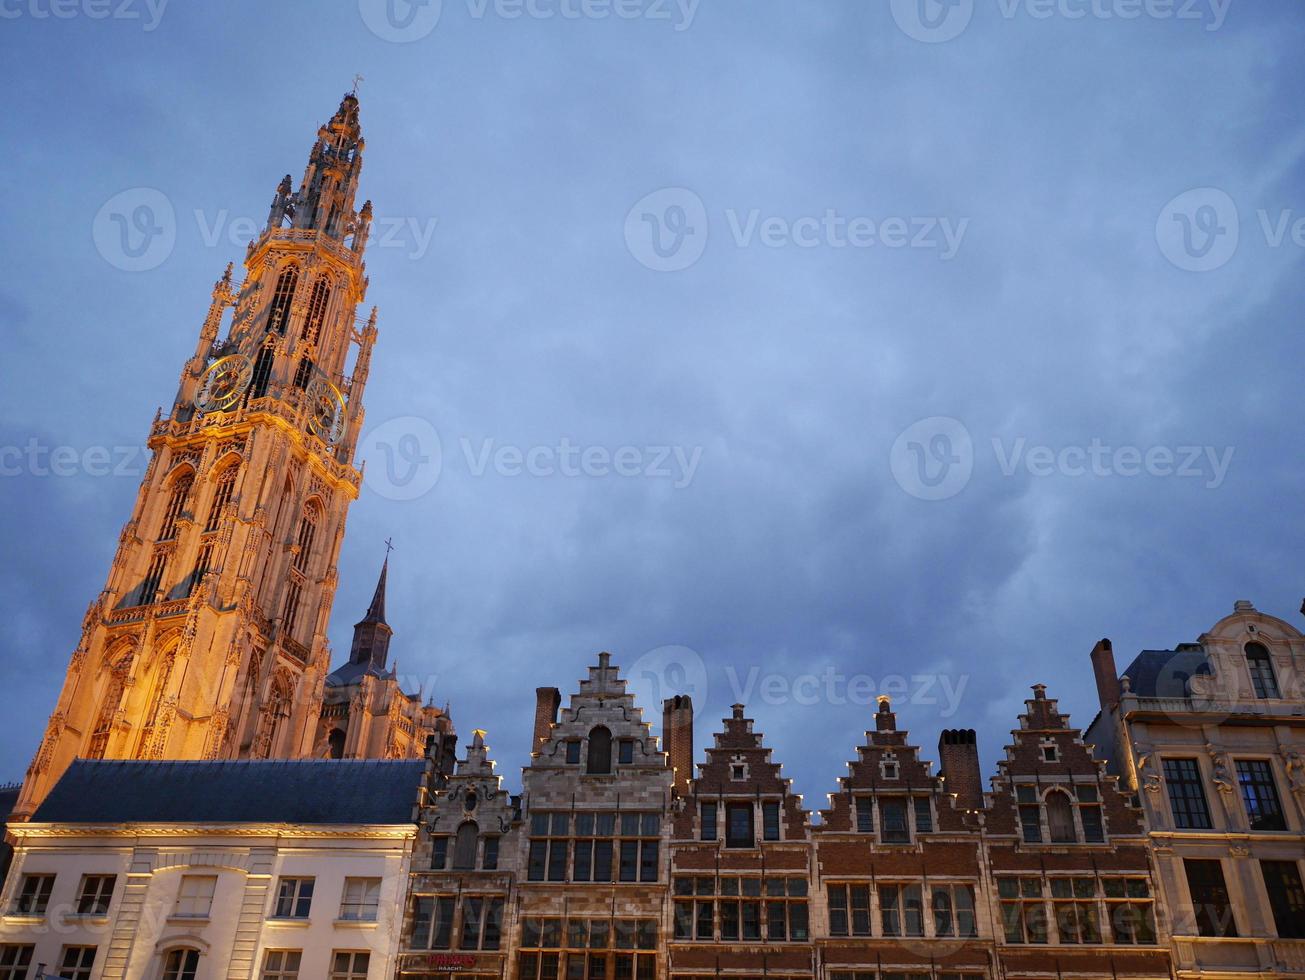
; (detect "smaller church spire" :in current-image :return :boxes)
[349,553,393,670]
[361,556,388,625]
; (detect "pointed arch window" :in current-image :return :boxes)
[248,338,277,402]
[293,357,315,390]
[158,473,193,540]
[1047,791,1077,843]
[293,500,320,574]
[205,465,238,532]
[302,275,331,342]
[328,728,346,759]
[587,726,613,775]
[136,652,175,758]
[139,550,170,606]
[88,662,129,759]
[453,821,480,870]
[267,266,299,335]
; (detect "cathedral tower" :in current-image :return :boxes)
[14,93,381,818]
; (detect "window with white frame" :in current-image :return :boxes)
[261,949,302,980]
[339,877,381,921]
[930,884,977,937]
[273,877,314,918]
[76,874,116,915]
[330,950,370,980]
[0,946,31,980]
[173,875,217,918]
[59,946,97,980]
[161,948,199,980]
[11,874,54,915]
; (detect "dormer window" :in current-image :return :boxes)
[1041,741,1060,763]
[729,756,749,781]
[881,761,899,780]
[1245,643,1280,699]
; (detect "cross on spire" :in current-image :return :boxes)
[351,73,365,96]
[384,536,395,557]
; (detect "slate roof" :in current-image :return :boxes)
[31,759,425,826]
[1120,645,1211,699]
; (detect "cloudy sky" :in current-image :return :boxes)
[1,0,1303,807]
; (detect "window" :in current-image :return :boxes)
[618,739,635,765]
[302,275,332,342]
[1016,785,1042,843]
[483,836,500,870]
[528,812,570,881]
[139,550,170,605]
[1077,785,1105,842]
[76,875,116,915]
[678,877,807,942]
[855,796,875,833]
[162,948,199,980]
[328,728,346,759]
[1046,792,1077,843]
[1042,743,1060,763]
[267,266,299,335]
[453,821,479,870]
[430,837,449,870]
[565,740,581,764]
[1164,758,1213,829]
[587,727,613,775]
[173,875,217,918]
[411,896,456,949]
[292,501,319,574]
[206,465,238,531]
[998,877,1048,944]
[1261,861,1305,939]
[262,949,302,980]
[914,797,933,833]
[59,946,96,980]
[339,878,381,921]
[931,884,977,937]
[1103,878,1156,945]
[880,798,909,843]
[11,874,54,915]
[249,341,276,401]
[763,877,809,940]
[330,951,370,980]
[158,474,192,540]
[828,884,872,937]
[1236,759,1286,831]
[700,802,717,841]
[519,917,655,980]
[762,801,781,840]
[0,946,32,980]
[1245,643,1280,699]
[273,877,314,918]
[1185,859,1237,937]
[879,883,924,937]
[1050,878,1100,943]
[461,896,507,950]
[726,802,754,847]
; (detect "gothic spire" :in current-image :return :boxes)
[361,557,388,625]
[349,556,393,670]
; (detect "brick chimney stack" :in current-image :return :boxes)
[1090,637,1120,710]
[662,695,694,796]
[938,729,983,810]
[533,687,561,752]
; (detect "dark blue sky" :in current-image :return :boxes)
[1,0,1303,807]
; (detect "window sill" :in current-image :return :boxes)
[166,915,212,926]
[335,917,380,928]
[265,916,313,927]
[61,913,110,923]
[2,913,46,923]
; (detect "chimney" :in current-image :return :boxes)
[1090,637,1120,710]
[533,687,561,752]
[663,695,694,796]
[938,729,983,810]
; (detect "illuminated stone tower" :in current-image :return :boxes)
[14,93,381,819]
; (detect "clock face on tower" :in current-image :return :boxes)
[305,376,347,445]
[195,354,253,412]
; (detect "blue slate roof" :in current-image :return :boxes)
[32,759,425,826]
[1120,645,1211,699]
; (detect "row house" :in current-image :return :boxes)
[1086,601,1305,980]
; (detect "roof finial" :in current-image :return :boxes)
[351,73,365,97]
